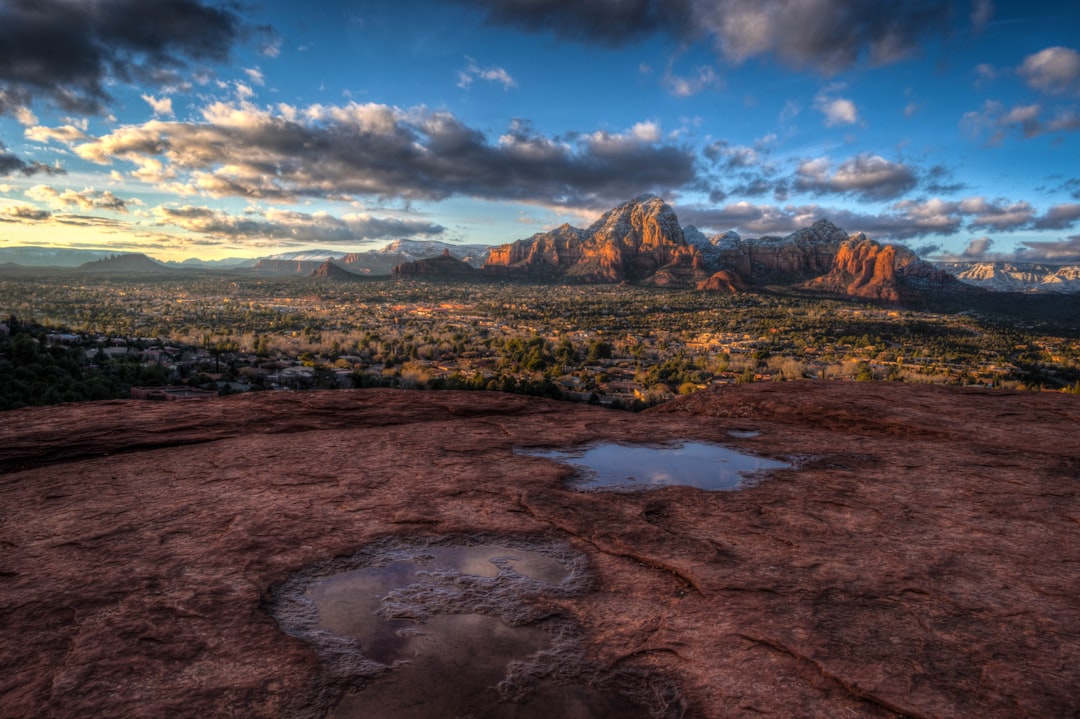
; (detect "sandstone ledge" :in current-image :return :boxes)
[1,384,1078,718]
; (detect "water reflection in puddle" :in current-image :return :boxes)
[270,538,664,718]
[525,441,789,492]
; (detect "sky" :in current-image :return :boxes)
[1,0,1079,263]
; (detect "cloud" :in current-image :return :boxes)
[0,204,52,222]
[962,100,1080,143]
[153,205,445,243]
[25,124,90,144]
[675,192,1080,241]
[1018,46,1080,96]
[0,142,65,177]
[0,0,241,115]
[676,198,964,239]
[814,86,858,126]
[1032,203,1080,230]
[457,0,952,73]
[64,101,698,209]
[457,58,517,90]
[961,236,993,257]
[25,185,134,213]
[142,95,175,118]
[970,0,994,32]
[793,154,917,200]
[959,196,1035,230]
[1017,235,1080,263]
[662,64,721,97]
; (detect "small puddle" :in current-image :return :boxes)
[268,537,678,718]
[525,441,790,492]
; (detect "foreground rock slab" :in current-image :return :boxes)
[1,384,1078,718]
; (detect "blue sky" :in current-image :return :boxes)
[1,0,1079,262]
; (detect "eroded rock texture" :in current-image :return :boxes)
[1,384,1078,718]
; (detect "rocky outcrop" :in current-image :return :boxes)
[75,253,173,274]
[310,260,364,280]
[393,249,479,279]
[697,269,747,292]
[484,195,708,285]
[2,384,1079,718]
[710,219,848,284]
[808,235,967,301]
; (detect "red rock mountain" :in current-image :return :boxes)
[484,195,707,284]
[807,234,967,301]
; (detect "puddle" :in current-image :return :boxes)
[525,441,790,492]
[267,537,680,718]
[726,429,761,439]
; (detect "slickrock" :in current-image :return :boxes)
[1,383,1078,718]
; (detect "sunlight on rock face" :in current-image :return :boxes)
[524,441,789,492]
[267,537,678,718]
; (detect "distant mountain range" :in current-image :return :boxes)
[935,262,1080,293]
[3,210,1079,295]
[395,194,968,303]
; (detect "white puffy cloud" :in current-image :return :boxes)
[57,101,697,209]
[26,185,134,212]
[814,86,858,126]
[142,94,174,117]
[794,154,917,200]
[1018,46,1080,95]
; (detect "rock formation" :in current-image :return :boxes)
[310,259,364,280]
[393,249,480,278]
[697,269,747,293]
[2,383,1078,718]
[484,195,708,284]
[707,219,849,284]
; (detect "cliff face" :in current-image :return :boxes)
[808,235,966,301]
[3,384,1079,718]
[710,219,848,284]
[484,195,707,284]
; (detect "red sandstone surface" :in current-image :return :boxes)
[2,383,1079,718]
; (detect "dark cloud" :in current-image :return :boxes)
[793,154,918,201]
[456,0,691,47]
[0,204,52,222]
[679,195,1080,241]
[1062,178,1080,200]
[677,197,965,239]
[923,165,967,195]
[0,0,240,115]
[1032,203,1080,230]
[1018,235,1080,263]
[153,205,446,243]
[457,0,952,73]
[0,143,65,177]
[961,236,993,257]
[71,103,699,209]
[962,101,1080,144]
